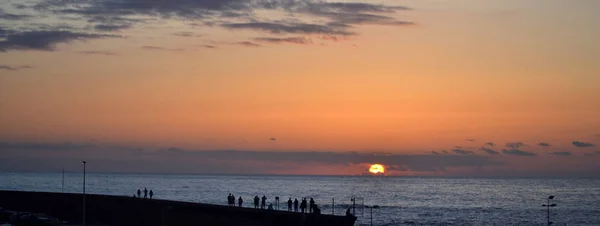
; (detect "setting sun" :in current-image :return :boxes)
[369,164,385,174]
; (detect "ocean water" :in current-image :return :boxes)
[1,173,599,226]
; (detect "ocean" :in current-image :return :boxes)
[1,173,599,226]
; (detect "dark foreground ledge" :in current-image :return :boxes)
[0,190,357,226]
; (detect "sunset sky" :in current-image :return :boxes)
[1,0,599,177]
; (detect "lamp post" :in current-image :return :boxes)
[542,195,557,226]
[82,161,86,226]
[365,205,380,226]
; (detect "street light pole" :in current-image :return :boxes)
[82,161,86,226]
[542,195,556,226]
[365,205,380,226]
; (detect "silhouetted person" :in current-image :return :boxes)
[149,190,154,199]
[137,189,141,198]
[231,194,236,206]
[346,208,353,217]
[238,196,243,207]
[300,198,307,213]
[254,196,260,209]
[287,198,292,211]
[268,203,273,210]
[228,193,233,206]
[261,195,267,209]
[143,188,148,199]
[313,204,321,214]
[293,199,299,212]
[309,198,315,213]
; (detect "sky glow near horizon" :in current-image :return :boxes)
[1,0,599,176]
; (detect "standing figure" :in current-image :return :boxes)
[238,196,243,207]
[137,189,141,198]
[287,198,292,211]
[261,195,267,209]
[309,198,315,213]
[293,198,299,212]
[254,196,260,209]
[143,188,148,199]
[149,190,154,199]
[300,198,307,213]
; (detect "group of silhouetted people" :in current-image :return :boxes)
[252,195,269,209]
[227,193,243,207]
[134,188,153,199]
[225,193,319,214]
[286,198,319,214]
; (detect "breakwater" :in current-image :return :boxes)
[0,190,357,226]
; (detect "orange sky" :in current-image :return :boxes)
[0,0,599,176]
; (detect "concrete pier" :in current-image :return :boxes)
[0,190,357,226]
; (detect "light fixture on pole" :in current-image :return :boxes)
[542,195,557,226]
[365,205,380,226]
[82,161,86,226]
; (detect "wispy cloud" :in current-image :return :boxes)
[254,37,313,45]
[197,44,216,49]
[452,149,474,155]
[235,41,261,47]
[502,149,536,157]
[573,141,595,148]
[0,8,32,20]
[173,32,203,37]
[465,139,476,142]
[222,22,355,36]
[0,30,120,52]
[94,24,132,32]
[480,147,499,155]
[549,152,571,157]
[141,46,184,51]
[505,142,525,149]
[77,50,118,56]
[484,142,495,147]
[537,142,551,147]
[0,65,32,71]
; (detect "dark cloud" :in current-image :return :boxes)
[572,141,595,148]
[505,142,525,148]
[485,142,495,147]
[299,2,413,27]
[502,149,536,157]
[254,37,313,45]
[537,142,551,147]
[309,2,411,13]
[78,50,118,56]
[549,152,571,157]
[0,141,502,174]
[0,30,120,52]
[0,9,33,20]
[235,41,261,47]
[0,65,32,71]
[222,22,355,36]
[465,139,476,142]
[480,147,499,155]
[442,150,449,154]
[17,0,413,47]
[94,24,132,32]
[431,151,439,155]
[269,137,277,141]
[452,149,474,155]
[141,46,184,51]
[173,32,202,37]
